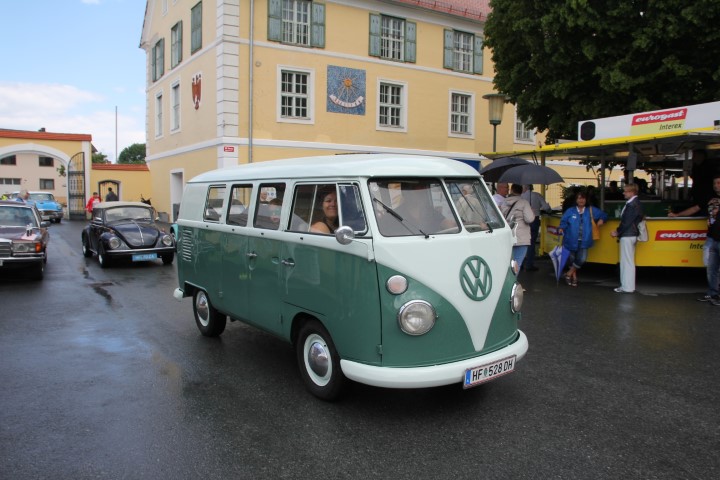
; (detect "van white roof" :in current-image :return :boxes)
[187,154,480,183]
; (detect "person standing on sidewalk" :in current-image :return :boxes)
[695,175,720,304]
[610,183,644,293]
[521,184,552,271]
[503,184,535,272]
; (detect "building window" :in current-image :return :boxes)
[191,2,202,54]
[152,38,165,81]
[0,155,17,165]
[39,179,54,190]
[39,156,54,167]
[450,92,474,137]
[171,82,181,131]
[278,67,313,123]
[171,21,183,68]
[369,14,416,63]
[155,92,164,137]
[377,80,406,131]
[443,29,484,74]
[283,0,310,45]
[515,109,535,143]
[1,178,21,185]
[268,0,325,47]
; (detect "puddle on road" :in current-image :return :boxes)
[89,282,114,305]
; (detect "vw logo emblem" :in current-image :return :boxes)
[460,256,492,301]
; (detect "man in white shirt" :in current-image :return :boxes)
[493,183,509,208]
[521,185,552,271]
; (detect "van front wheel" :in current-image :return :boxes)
[296,321,345,401]
[193,289,226,337]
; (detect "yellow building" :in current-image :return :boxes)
[0,128,93,219]
[140,0,541,219]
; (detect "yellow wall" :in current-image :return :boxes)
[90,165,152,204]
[141,0,539,216]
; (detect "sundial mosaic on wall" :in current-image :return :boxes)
[327,65,366,115]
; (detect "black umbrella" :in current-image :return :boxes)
[498,163,564,185]
[479,157,531,182]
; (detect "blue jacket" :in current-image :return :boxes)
[559,206,608,250]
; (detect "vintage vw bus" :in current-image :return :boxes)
[173,154,527,400]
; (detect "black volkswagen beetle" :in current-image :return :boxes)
[81,201,174,268]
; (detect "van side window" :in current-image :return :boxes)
[290,183,367,235]
[339,184,367,233]
[227,185,252,226]
[254,183,285,230]
[203,185,226,222]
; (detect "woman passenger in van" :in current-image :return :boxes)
[310,190,339,234]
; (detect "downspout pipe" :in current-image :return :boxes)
[248,0,254,163]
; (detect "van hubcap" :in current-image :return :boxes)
[306,334,329,379]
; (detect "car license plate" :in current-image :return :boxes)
[463,355,516,389]
[132,253,157,262]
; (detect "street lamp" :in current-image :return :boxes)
[482,93,510,152]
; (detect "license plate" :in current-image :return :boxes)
[463,355,516,389]
[132,253,158,262]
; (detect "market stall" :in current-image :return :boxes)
[480,102,720,268]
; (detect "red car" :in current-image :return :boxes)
[0,200,50,280]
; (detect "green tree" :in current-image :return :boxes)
[118,143,146,164]
[484,0,720,141]
[92,152,109,164]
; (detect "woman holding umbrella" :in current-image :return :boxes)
[558,189,608,286]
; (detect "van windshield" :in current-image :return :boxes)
[445,179,505,232]
[369,179,460,237]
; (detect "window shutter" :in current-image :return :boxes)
[268,0,282,42]
[158,39,165,78]
[151,45,157,81]
[368,13,381,57]
[310,2,325,48]
[443,29,454,69]
[473,35,484,74]
[405,21,416,63]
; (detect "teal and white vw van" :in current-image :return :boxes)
[173,154,527,400]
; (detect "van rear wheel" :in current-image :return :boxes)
[296,320,345,401]
[193,289,226,337]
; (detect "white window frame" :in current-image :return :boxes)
[453,31,473,73]
[376,79,407,132]
[514,107,535,144]
[381,16,405,61]
[171,81,181,133]
[282,0,311,46]
[277,66,314,125]
[155,91,164,138]
[448,90,475,138]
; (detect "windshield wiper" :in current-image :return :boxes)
[372,197,429,238]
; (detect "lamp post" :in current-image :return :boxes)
[482,93,510,152]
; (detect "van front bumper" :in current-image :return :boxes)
[340,330,528,389]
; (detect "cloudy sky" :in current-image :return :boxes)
[1,0,147,162]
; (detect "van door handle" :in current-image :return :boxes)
[246,252,257,259]
[281,259,295,267]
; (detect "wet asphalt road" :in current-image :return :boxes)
[1,220,718,479]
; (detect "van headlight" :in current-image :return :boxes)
[398,300,436,336]
[510,283,524,313]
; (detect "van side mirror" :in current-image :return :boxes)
[335,225,355,245]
